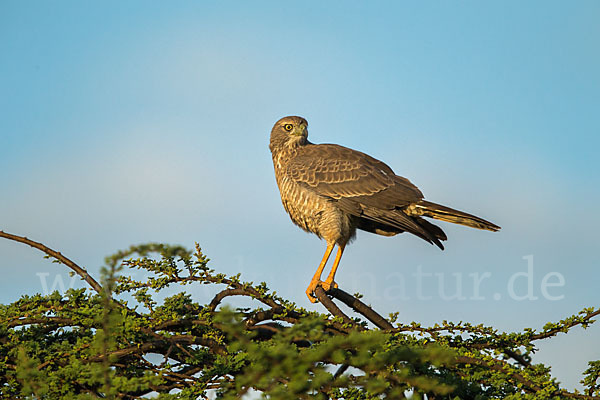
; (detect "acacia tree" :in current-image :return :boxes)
[0,230,599,399]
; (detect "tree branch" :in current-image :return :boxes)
[314,286,363,331]
[0,230,103,294]
[328,287,394,330]
[530,308,600,341]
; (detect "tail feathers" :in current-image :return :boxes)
[415,218,447,250]
[406,201,501,232]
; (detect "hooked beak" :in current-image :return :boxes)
[291,123,307,137]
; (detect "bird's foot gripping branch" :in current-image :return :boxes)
[1,230,599,399]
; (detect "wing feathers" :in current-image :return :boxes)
[287,144,422,206]
[284,143,496,249]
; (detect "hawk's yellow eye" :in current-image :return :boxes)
[283,124,293,132]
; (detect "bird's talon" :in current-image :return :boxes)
[306,282,322,303]
[306,280,338,302]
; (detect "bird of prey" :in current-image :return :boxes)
[269,116,500,303]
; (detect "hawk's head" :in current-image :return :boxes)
[269,116,309,153]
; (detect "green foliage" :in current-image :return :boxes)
[0,241,598,399]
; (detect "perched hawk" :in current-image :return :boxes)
[269,116,500,303]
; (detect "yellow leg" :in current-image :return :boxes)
[322,244,345,291]
[306,243,335,303]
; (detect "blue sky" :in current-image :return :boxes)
[1,1,599,390]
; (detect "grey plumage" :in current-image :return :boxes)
[269,116,500,302]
